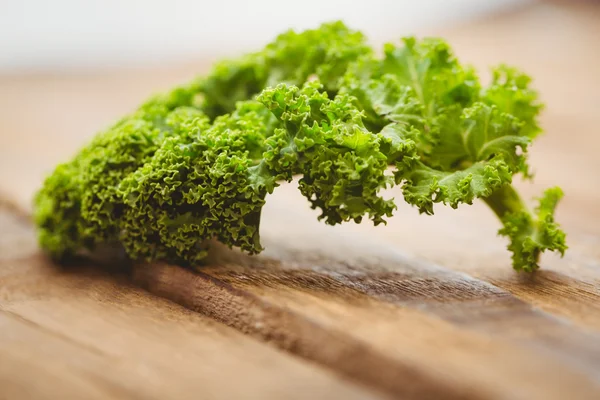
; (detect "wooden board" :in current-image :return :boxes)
[0,210,378,400]
[1,2,600,399]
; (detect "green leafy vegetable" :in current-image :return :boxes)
[34,22,567,271]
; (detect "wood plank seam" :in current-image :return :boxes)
[0,309,112,358]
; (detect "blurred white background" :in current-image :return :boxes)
[1,0,529,73]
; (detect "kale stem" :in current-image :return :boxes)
[483,183,540,266]
[483,183,528,220]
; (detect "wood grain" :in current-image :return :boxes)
[0,210,379,400]
[1,1,600,399]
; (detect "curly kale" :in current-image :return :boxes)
[34,22,566,272]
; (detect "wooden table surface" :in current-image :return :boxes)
[1,2,600,399]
